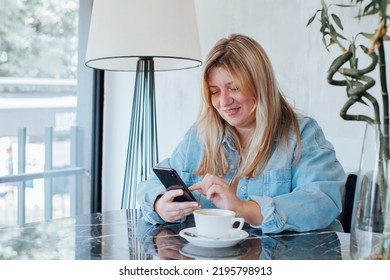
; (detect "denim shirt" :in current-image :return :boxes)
[137,115,346,234]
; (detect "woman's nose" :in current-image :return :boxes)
[220,91,233,107]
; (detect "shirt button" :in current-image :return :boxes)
[230,164,235,169]
[241,186,245,191]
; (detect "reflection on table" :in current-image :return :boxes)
[0,209,351,260]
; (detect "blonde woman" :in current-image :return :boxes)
[137,34,345,234]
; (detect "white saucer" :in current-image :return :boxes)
[179,227,249,248]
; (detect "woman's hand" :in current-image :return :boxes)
[154,189,200,223]
[189,174,263,225]
[189,174,242,210]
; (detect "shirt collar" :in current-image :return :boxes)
[222,131,237,151]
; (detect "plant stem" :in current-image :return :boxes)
[376,18,390,243]
[378,37,389,158]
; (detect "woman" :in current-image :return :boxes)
[137,34,346,234]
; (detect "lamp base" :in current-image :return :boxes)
[121,58,158,209]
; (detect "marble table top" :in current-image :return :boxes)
[0,209,351,260]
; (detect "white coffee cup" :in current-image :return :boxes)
[193,209,245,239]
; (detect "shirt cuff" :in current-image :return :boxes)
[143,210,166,225]
[249,195,287,234]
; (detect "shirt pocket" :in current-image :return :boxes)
[263,168,292,197]
[180,171,199,187]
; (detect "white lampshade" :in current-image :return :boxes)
[85,0,202,71]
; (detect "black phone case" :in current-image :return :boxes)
[152,167,196,202]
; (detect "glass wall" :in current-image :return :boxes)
[0,0,92,227]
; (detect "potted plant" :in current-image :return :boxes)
[307,0,390,259]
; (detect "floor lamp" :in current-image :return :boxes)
[85,0,202,209]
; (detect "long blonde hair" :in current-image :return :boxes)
[195,34,301,178]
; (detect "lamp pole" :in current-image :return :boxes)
[121,58,159,209]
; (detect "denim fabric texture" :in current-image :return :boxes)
[137,115,346,234]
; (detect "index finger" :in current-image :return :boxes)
[188,182,201,191]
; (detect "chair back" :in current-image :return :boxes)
[338,173,357,233]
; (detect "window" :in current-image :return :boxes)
[0,0,94,227]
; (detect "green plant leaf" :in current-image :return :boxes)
[307,10,321,27]
[321,0,328,12]
[360,32,390,41]
[328,24,347,48]
[379,0,387,17]
[362,2,379,16]
[337,33,348,41]
[360,32,374,40]
[328,38,336,47]
[322,36,330,51]
[329,24,338,37]
[331,13,344,30]
[335,4,356,8]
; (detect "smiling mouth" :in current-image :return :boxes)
[223,107,240,115]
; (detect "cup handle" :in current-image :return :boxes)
[229,217,245,235]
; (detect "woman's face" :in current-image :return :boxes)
[208,67,256,132]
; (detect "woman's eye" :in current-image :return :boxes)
[229,87,239,92]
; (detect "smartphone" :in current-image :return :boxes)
[152,166,196,202]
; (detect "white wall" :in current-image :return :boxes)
[102,0,378,211]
